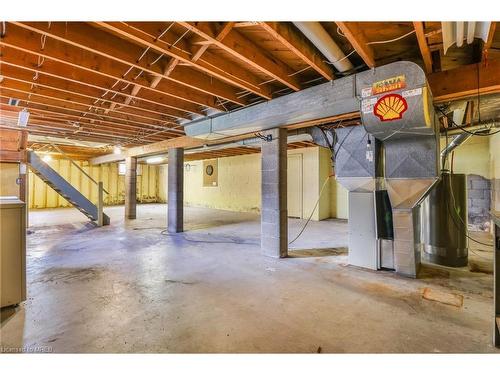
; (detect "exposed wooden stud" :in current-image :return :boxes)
[413,22,434,73]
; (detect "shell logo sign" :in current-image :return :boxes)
[372,75,406,95]
[373,94,408,122]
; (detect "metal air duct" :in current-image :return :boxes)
[440,133,471,170]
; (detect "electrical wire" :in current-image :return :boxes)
[438,63,500,136]
[288,174,333,245]
[437,107,500,136]
[366,30,416,45]
[324,50,357,66]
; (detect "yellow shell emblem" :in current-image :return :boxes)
[373,94,408,122]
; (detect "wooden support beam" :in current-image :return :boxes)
[428,59,500,102]
[260,22,334,80]
[413,22,434,74]
[90,135,206,164]
[180,22,302,91]
[336,22,376,68]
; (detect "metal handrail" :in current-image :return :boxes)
[50,143,109,195]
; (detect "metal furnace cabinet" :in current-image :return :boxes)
[0,197,27,308]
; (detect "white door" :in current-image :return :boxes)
[287,154,303,218]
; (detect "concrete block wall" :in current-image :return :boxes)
[467,174,491,231]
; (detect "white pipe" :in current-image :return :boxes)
[466,22,476,44]
[441,22,454,55]
[293,22,353,73]
[456,22,465,47]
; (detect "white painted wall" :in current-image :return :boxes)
[441,135,491,178]
[158,146,344,221]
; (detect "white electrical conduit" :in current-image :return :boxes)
[293,22,354,72]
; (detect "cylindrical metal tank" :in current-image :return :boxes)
[421,172,468,267]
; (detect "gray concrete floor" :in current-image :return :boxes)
[1,204,498,353]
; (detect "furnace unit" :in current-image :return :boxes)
[357,61,440,278]
[334,126,395,270]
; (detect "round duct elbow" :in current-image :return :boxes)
[293,22,354,73]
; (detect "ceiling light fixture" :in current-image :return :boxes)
[17,108,30,127]
[146,156,164,164]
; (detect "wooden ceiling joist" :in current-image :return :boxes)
[92,21,271,102]
[260,22,334,81]
[0,103,182,141]
[0,118,160,143]
[0,106,181,142]
[413,22,433,74]
[0,70,189,125]
[0,122,151,146]
[428,59,500,102]
[119,21,273,100]
[0,29,215,113]
[6,22,241,108]
[0,58,203,120]
[180,22,302,91]
[336,22,376,68]
[0,86,180,132]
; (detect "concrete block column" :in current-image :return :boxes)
[261,128,288,258]
[124,156,137,219]
[168,148,184,233]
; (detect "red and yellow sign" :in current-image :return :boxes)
[372,75,406,95]
[373,94,408,122]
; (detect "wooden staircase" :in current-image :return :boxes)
[28,151,110,225]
